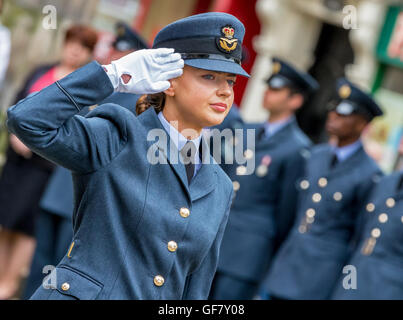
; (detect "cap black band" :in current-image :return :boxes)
[180,53,241,65]
[154,36,242,61]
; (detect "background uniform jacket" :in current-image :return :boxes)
[331,172,403,300]
[264,144,382,299]
[214,117,311,283]
[7,61,233,300]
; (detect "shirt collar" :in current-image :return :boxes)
[157,111,202,156]
[332,139,362,163]
[264,115,293,139]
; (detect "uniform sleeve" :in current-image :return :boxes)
[6,61,129,174]
[181,191,232,300]
[273,150,307,252]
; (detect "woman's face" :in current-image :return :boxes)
[61,40,93,69]
[167,65,236,131]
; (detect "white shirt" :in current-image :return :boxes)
[332,140,362,163]
[0,24,11,89]
[158,112,202,177]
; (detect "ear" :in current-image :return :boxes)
[289,93,304,111]
[164,79,177,97]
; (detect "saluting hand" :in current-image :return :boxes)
[104,48,184,94]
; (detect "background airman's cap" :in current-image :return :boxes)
[152,12,249,77]
[330,78,383,121]
[266,57,319,95]
[113,22,149,52]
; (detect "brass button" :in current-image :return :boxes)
[378,213,388,224]
[401,216,403,224]
[300,180,310,190]
[236,165,247,176]
[306,208,316,218]
[298,225,307,234]
[167,241,178,252]
[61,282,70,291]
[318,178,328,188]
[233,181,240,191]
[371,228,381,238]
[179,208,190,218]
[244,149,254,159]
[306,216,315,224]
[312,193,322,203]
[154,275,165,287]
[333,192,343,201]
[386,198,395,208]
[366,203,375,212]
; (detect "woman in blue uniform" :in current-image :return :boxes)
[6,12,249,300]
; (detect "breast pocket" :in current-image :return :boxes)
[46,265,103,300]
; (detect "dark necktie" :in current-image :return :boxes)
[181,141,197,184]
[330,153,339,168]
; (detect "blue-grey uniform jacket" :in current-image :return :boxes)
[215,117,312,282]
[6,61,233,300]
[331,172,403,300]
[264,144,382,299]
[40,93,139,219]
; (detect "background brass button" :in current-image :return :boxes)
[180,208,190,218]
[366,203,375,212]
[306,209,316,218]
[61,283,70,291]
[244,149,254,159]
[168,241,178,252]
[318,178,328,187]
[232,181,240,191]
[386,198,395,208]
[378,213,388,224]
[312,193,322,203]
[371,228,381,238]
[154,275,165,287]
[333,192,343,201]
[300,180,309,190]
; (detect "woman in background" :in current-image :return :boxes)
[0,24,98,300]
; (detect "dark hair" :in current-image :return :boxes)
[64,25,98,52]
[136,93,166,115]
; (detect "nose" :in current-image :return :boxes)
[216,80,232,98]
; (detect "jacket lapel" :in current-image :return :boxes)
[189,137,218,202]
[139,108,191,199]
[327,145,366,178]
[139,107,217,203]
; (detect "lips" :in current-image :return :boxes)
[210,103,228,113]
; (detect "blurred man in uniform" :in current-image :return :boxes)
[22,22,147,299]
[209,58,319,300]
[331,147,403,299]
[262,78,384,300]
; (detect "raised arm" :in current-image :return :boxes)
[7,49,184,173]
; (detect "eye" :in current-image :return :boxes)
[227,78,237,87]
[202,74,215,80]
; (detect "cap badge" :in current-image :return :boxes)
[272,62,281,74]
[217,26,238,53]
[339,85,351,99]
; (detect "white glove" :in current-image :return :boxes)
[103,48,184,94]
